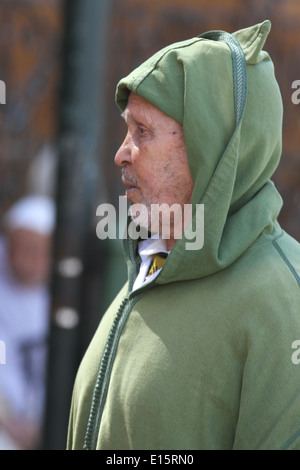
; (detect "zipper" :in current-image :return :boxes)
[198,30,247,127]
[83,237,141,450]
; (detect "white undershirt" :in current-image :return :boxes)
[132,237,169,291]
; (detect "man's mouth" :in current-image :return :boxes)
[121,171,139,197]
[122,178,137,189]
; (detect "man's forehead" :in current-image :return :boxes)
[121,93,177,127]
[123,93,155,115]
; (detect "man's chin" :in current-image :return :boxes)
[125,187,141,202]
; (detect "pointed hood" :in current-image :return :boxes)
[115,20,283,283]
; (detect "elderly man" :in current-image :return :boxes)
[67,21,300,450]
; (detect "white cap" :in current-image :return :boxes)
[4,195,56,236]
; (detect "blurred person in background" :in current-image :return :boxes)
[0,195,55,450]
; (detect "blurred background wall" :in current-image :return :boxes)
[0,0,62,213]
[0,0,299,450]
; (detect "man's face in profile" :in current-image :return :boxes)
[115,93,194,247]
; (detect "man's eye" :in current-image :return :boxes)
[138,127,147,135]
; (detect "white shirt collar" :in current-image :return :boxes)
[132,236,169,291]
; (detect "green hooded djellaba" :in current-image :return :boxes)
[67,21,300,450]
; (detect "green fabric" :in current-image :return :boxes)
[67,21,300,450]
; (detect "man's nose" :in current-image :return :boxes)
[114,133,132,167]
